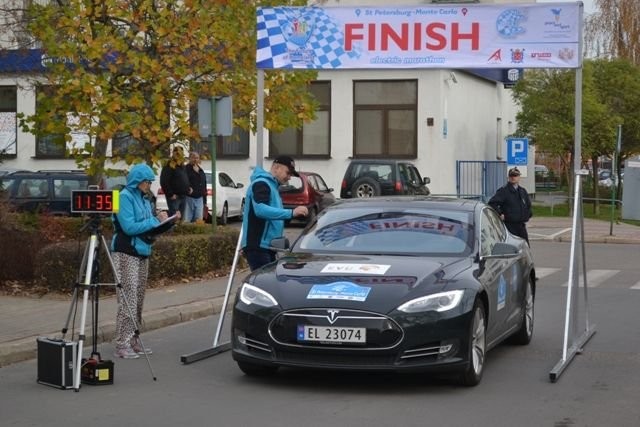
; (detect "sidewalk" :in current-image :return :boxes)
[1,217,639,367]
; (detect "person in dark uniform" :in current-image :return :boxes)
[160,145,189,218]
[488,167,533,244]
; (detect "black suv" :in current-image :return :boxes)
[0,170,126,215]
[340,159,430,198]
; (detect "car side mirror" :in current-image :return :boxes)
[423,177,431,185]
[270,237,290,251]
[327,187,334,192]
[236,183,244,189]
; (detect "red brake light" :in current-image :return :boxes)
[207,188,214,196]
[157,188,164,195]
[395,181,402,192]
[341,179,347,189]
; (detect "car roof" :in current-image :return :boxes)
[332,196,481,212]
[348,159,415,165]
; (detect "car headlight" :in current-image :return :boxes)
[239,283,278,307]
[397,290,464,313]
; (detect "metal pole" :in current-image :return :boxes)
[256,69,265,169]
[609,125,621,236]
[210,98,217,231]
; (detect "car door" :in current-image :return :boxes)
[218,172,243,217]
[478,207,512,342]
[311,173,336,212]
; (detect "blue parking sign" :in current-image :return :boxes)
[506,138,528,165]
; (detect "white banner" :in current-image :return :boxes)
[257,3,581,69]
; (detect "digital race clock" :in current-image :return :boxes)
[71,190,120,214]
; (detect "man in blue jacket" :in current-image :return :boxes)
[241,156,308,271]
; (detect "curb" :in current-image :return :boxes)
[0,296,228,367]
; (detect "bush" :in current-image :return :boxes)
[33,228,243,292]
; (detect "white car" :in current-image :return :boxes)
[156,170,245,224]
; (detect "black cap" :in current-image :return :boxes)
[508,167,521,177]
[273,155,299,177]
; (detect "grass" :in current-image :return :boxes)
[532,202,640,227]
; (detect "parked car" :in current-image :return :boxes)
[534,164,549,178]
[340,159,430,199]
[0,169,126,215]
[231,197,535,386]
[279,171,336,224]
[156,170,245,224]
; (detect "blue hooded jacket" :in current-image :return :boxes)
[111,164,160,257]
[241,166,293,251]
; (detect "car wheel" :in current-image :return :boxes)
[509,275,535,345]
[219,203,228,225]
[236,361,278,377]
[351,177,381,198]
[460,299,486,387]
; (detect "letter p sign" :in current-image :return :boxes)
[506,137,528,166]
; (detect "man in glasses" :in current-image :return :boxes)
[241,155,308,271]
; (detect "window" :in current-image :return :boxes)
[112,132,144,157]
[269,81,331,157]
[480,208,506,257]
[353,80,417,158]
[35,85,66,158]
[0,86,17,156]
[190,102,249,158]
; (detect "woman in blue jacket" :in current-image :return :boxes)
[111,163,179,359]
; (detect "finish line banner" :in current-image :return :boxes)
[256,3,581,70]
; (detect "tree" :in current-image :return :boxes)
[511,61,622,212]
[17,0,318,182]
[586,0,640,65]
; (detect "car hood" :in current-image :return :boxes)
[247,254,475,313]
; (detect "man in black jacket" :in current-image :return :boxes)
[488,167,532,244]
[160,145,190,217]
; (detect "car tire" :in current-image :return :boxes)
[459,299,486,387]
[509,275,535,345]
[219,203,228,225]
[351,177,381,198]
[237,361,278,377]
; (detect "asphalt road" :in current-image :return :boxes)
[1,241,639,427]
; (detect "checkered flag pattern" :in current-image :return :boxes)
[316,220,372,246]
[257,7,361,69]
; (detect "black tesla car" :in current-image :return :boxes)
[232,197,535,386]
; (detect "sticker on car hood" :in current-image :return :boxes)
[307,282,372,302]
[321,263,390,275]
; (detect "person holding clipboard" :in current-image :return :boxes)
[111,163,180,359]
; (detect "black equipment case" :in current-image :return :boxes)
[37,338,77,389]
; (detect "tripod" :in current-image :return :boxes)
[61,215,156,391]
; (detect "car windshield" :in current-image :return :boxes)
[295,207,474,256]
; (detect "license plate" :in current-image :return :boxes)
[298,325,366,344]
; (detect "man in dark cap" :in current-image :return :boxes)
[241,155,309,270]
[488,167,532,244]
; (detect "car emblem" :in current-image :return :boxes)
[326,309,340,324]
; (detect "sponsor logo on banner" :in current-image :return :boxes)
[496,9,527,38]
[487,48,502,63]
[558,48,575,61]
[507,68,520,82]
[531,51,552,60]
[543,8,573,39]
[510,48,525,63]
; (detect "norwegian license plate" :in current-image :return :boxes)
[298,325,366,344]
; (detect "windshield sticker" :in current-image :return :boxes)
[315,215,468,245]
[307,282,372,302]
[498,275,507,310]
[321,263,390,275]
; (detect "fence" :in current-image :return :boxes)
[456,160,507,202]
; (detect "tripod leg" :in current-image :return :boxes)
[103,236,157,381]
[61,238,92,338]
[74,234,98,391]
